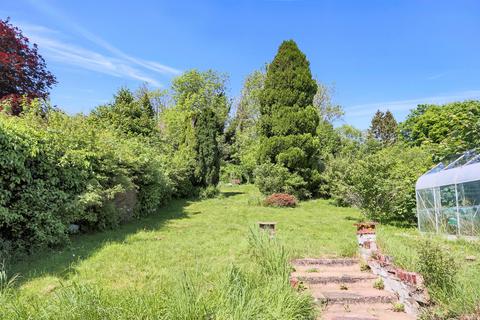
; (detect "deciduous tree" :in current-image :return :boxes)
[0,18,56,114]
[368,110,398,145]
[313,81,344,123]
[223,69,265,182]
[400,100,480,160]
[162,70,229,190]
[91,88,157,137]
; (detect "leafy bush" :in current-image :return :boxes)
[254,163,289,194]
[393,303,405,313]
[373,278,384,290]
[254,162,311,199]
[417,240,458,293]
[328,144,432,223]
[264,193,298,208]
[199,185,220,199]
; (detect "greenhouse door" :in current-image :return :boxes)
[438,184,458,235]
[416,188,437,233]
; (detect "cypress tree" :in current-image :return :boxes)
[257,40,322,198]
[194,107,222,186]
[169,70,229,189]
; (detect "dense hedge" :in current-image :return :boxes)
[0,106,173,260]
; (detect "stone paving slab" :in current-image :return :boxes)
[292,258,359,266]
[322,303,416,320]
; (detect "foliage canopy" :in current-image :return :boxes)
[0,18,56,114]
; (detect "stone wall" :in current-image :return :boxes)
[113,189,138,222]
[355,222,430,315]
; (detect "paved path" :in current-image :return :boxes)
[291,258,416,320]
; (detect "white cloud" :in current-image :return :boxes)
[18,22,163,87]
[23,0,181,77]
[345,90,480,117]
[57,24,181,76]
[427,72,448,80]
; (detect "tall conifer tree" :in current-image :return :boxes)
[368,110,398,145]
[257,40,322,197]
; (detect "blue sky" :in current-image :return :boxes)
[3,0,480,128]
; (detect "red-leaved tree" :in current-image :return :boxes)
[0,18,56,114]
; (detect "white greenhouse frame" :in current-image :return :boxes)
[416,150,480,237]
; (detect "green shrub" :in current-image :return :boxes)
[254,163,290,195]
[254,162,311,199]
[328,144,432,223]
[373,278,384,290]
[162,149,197,198]
[392,302,405,312]
[199,185,220,199]
[417,240,458,293]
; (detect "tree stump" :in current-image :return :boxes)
[258,221,277,238]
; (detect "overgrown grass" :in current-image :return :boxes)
[377,225,480,317]
[4,184,480,318]
[2,184,360,319]
[0,228,315,319]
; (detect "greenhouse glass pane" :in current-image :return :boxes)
[417,189,436,232]
[425,162,445,175]
[458,181,480,236]
[465,154,480,166]
[439,184,458,235]
[445,151,477,170]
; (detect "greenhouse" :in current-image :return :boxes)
[416,150,480,237]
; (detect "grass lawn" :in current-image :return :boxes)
[5,184,480,318]
[3,184,361,319]
[11,184,360,294]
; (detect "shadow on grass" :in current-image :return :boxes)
[9,198,192,286]
[344,216,361,222]
[220,191,244,198]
